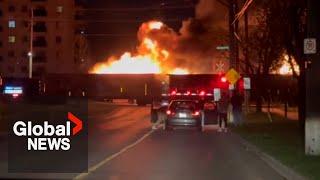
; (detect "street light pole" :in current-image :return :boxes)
[28,7,33,79]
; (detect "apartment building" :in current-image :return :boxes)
[0,0,79,78]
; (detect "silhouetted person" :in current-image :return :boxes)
[217,91,229,132]
[231,91,244,126]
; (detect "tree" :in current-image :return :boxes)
[242,1,285,111]
[281,0,306,137]
[242,0,306,137]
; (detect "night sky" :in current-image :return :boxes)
[78,0,198,63]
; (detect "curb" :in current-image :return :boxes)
[233,133,307,180]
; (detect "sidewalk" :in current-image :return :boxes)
[262,107,298,120]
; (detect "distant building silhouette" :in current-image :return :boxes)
[0,0,84,77]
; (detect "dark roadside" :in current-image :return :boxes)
[233,111,320,180]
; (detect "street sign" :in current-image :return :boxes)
[215,60,225,73]
[213,88,221,101]
[225,68,241,85]
[304,38,317,54]
[216,45,230,50]
[243,77,251,90]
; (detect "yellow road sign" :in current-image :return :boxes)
[225,68,241,85]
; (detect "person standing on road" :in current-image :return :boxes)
[231,91,244,126]
[217,91,229,132]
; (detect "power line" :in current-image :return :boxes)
[233,0,254,23]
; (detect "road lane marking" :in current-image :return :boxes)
[74,129,155,179]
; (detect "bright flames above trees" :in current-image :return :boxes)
[89,21,189,75]
[277,54,300,75]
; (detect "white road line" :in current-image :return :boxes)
[73,129,155,180]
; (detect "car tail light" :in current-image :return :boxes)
[221,77,227,83]
[171,91,177,96]
[166,110,172,115]
[199,91,205,96]
[192,111,200,116]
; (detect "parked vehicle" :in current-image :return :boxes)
[165,100,202,131]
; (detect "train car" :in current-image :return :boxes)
[43,74,167,106]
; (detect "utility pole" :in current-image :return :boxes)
[228,0,239,71]
[305,0,320,155]
[244,10,249,74]
[28,7,33,79]
[216,0,239,71]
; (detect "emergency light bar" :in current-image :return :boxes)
[165,90,214,97]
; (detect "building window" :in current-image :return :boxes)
[33,7,47,17]
[0,56,3,62]
[0,9,3,16]
[34,56,47,63]
[8,36,16,43]
[0,25,3,31]
[33,36,47,47]
[34,22,47,32]
[8,20,16,28]
[8,5,15,12]
[56,6,63,13]
[56,36,62,44]
[21,5,28,13]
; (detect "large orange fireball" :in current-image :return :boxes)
[89,21,189,74]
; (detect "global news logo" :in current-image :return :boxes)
[12,112,83,151]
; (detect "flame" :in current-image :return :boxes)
[148,21,163,30]
[89,21,189,74]
[171,68,189,75]
[278,54,300,75]
[91,52,161,74]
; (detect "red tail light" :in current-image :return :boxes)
[192,111,200,116]
[199,91,205,96]
[166,110,171,115]
[171,91,177,96]
[221,76,227,83]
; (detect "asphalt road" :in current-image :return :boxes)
[0,101,284,180]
